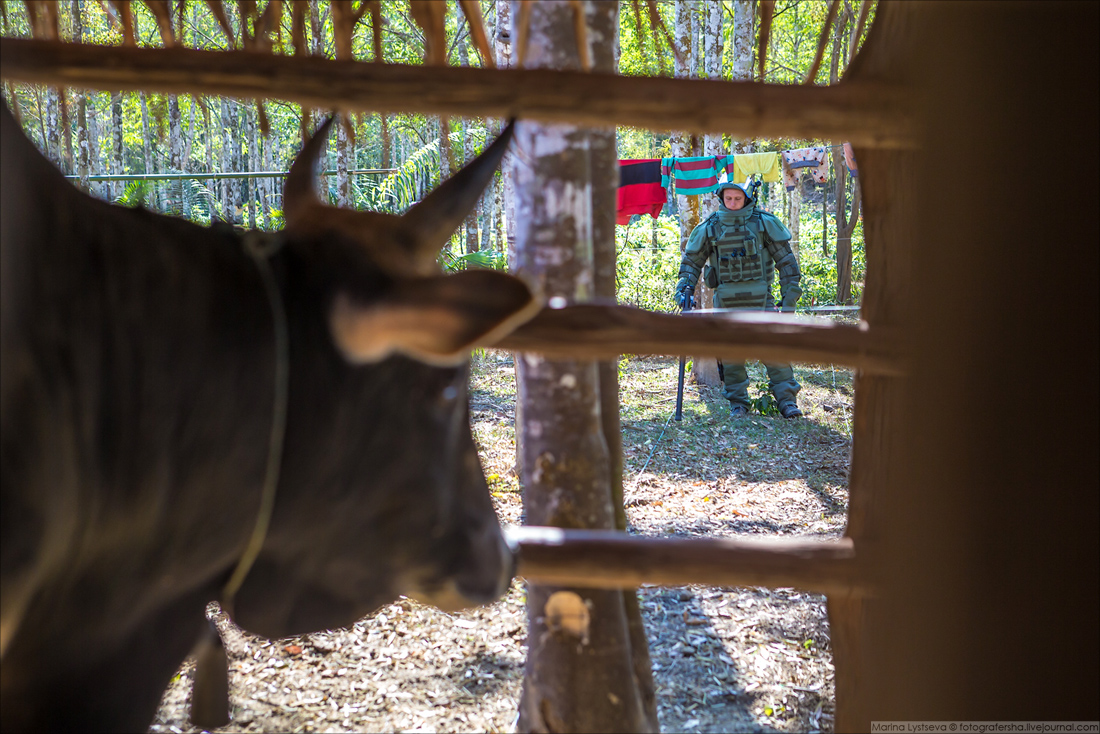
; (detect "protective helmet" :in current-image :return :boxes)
[715,178,754,203]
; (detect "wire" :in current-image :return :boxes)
[633,411,676,485]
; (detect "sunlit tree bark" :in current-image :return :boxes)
[70,0,89,191]
[513,3,651,732]
[110,91,123,199]
[830,4,861,304]
[731,0,754,156]
[498,0,516,265]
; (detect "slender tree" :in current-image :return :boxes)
[110,91,123,199]
[498,0,515,264]
[70,0,90,191]
[673,1,717,386]
[140,92,156,204]
[788,168,803,258]
[697,0,724,312]
[246,103,257,228]
[595,4,659,728]
[830,3,861,304]
[219,98,233,221]
[513,3,651,732]
[731,0,754,155]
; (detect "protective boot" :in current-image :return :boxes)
[779,401,804,419]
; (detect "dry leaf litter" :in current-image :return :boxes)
[152,352,853,733]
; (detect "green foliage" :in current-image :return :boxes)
[749,383,781,417]
[113,180,149,208]
[359,127,484,215]
[615,215,681,313]
[789,210,866,307]
[440,249,507,273]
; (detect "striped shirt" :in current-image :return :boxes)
[660,156,735,196]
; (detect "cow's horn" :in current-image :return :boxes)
[284,116,336,225]
[398,121,515,267]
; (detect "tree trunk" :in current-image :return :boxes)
[591,3,658,729]
[60,89,73,175]
[45,87,61,169]
[87,95,102,198]
[693,2,704,79]
[71,0,89,192]
[830,5,860,304]
[789,179,802,258]
[463,132,478,254]
[111,91,123,200]
[836,175,861,305]
[169,96,182,171]
[479,190,492,252]
[513,3,651,733]
[380,114,391,168]
[673,2,717,387]
[140,92,155,207]
[203,101,214,219]
[220,98,233,222]
[701,0,723,194]
[168,94,183,215]
[731,0,754,155]
[692,0,725,385]
[182,98,194,217]
[497,0,515,266]
[336,114,350,207]
[376,10,390,173]
[247,105,258,229]
[456,33,478,256]
[261,109,274,226]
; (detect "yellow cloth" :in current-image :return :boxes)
[731,151,781,183]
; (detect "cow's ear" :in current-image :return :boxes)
[329,270,540,366]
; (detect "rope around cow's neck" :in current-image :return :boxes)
[221,232,290,616]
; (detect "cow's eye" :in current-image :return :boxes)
[441,385,458,402]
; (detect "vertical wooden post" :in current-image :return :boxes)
[827,4,917,729]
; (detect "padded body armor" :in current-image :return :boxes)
[706,210,767,283]
[677,203,801,310]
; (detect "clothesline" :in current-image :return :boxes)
[617,144,859,225]
[660,143,858,193]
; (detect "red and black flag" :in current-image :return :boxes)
[617,158,667,225]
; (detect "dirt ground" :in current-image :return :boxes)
[151,353,853,734]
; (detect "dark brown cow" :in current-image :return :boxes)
[0,102,536,732]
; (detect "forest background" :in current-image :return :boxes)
[0,0,868,310]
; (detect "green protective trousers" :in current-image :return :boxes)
[713,281,800,409]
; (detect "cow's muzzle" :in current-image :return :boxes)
[403,521,514,612]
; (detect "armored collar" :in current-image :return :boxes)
[717,204,756,227]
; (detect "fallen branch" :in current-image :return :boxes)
[490,304,902,375]
[0,39,914,147]
[507,527,866,597]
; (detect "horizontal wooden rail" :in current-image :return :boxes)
[507,527,865,597]
[0,39,914,148]
[490,304,902,375]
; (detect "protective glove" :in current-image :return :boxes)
[675,283,694,311]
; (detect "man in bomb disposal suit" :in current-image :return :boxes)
[675,180,804,419]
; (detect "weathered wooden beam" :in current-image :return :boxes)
[491,304,902,375]
[507,527,865,597]
[0,38,914,148]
